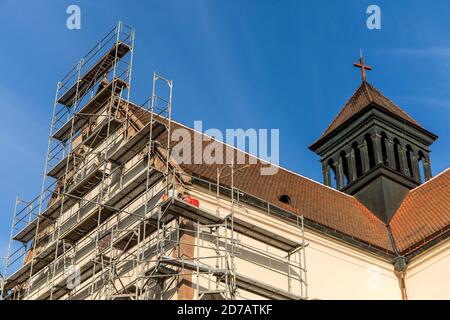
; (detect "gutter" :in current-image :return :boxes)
[403,227,450,259]
[386,224,408,300]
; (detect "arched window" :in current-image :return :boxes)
[340,151,349,186]
[380,132,388,166]
[328,159,337,189]
[393,138,401,173]
[352,142,363,178]
[364,134,375,169]
[418,151,426,183]
[406,145,414,178]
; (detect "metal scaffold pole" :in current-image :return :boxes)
[3,22,136,300]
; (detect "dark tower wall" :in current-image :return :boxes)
[351,171,412,222]
[310,85,437,223]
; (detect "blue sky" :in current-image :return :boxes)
[0,0,449,260]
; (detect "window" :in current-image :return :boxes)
[406,145,414,178]
[418,151,426,183]
[380,132,388,166]
[328,159,337,189]
[278,194,291,205]
[340,151,350,186]
[364,133,375,169]
[393,138,401,172]
[352,142,363,178]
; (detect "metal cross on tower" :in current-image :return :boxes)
[353,51,372,82]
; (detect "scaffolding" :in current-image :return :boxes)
[87,167,308,301]
[2,21,136,300]
[2,22,308,301]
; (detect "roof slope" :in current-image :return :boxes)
[390,168,450,255]
[319,81,422,140]
[129,103,448,257]
[181,155,393,252]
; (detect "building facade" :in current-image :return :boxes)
[1,23,449,300]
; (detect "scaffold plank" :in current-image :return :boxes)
[58,42,130,107]
[81,117,124,149]
[13,195,75,243]
[47,152,76,179]
[3,240,63,292]
[167,199,300,252]
[12,217,39,243]
[159,256,301,300]
[60,167,162,243]
[53,78,128,142]
[108,120,166,164]
[67,166,105,198]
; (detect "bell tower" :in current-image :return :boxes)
[309,55,438,223]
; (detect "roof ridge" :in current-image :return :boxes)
[407,167,450,194]
[365,81,421,126]
[363,80,373,101]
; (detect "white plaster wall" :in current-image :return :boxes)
[305,230,399,300]
[406,238,450,300]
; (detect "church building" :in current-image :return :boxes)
[2,24,448,300]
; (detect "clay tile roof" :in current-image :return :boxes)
[129,103,447,256]
[181,154,392,252]
[129,103,393,253]
[318,81,422,141]
[390,168,450,255]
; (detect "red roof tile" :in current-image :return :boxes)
[390,168,450,255]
